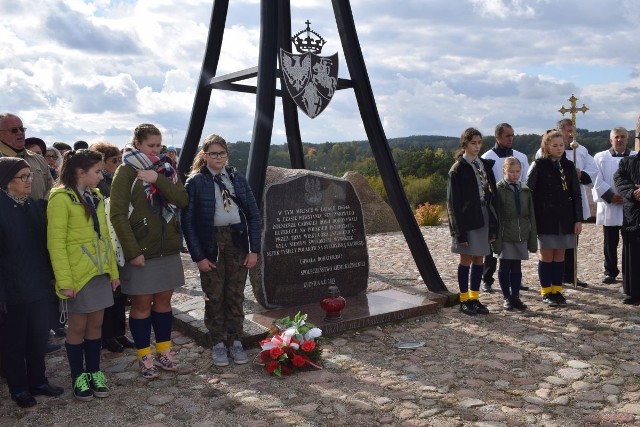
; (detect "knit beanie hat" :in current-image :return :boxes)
[0,157,29,190]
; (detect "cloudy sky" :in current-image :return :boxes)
[2,0,639,149]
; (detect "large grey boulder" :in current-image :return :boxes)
[342,171,400,234]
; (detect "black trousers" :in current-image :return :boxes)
[603,226,623,278]
[482,254,497,285]
[623,230,640,298]
[564,235,579,282]
[101,291,127,339]
[0,298,50,394]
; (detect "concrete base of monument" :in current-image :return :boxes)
[173,289,446,348]
[246,289,444,343]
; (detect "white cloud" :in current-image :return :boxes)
[0,0,639,151]
[469,0,537,19]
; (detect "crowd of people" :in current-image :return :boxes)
[447,119,640,316]
[2,109,640,409]
[0,113,261,408]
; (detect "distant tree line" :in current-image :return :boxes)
[223,129,635,210]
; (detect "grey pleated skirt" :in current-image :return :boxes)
[120,254,184,295]
[498,241,530,260]
[61,274,114,314]
[451,206,491,256]
[538,233,575,250]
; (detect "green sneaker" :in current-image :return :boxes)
[73,373,93,401]
[89,371,110,398]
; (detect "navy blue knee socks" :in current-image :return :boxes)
[470,264,483,292]
[129,316,152,350]
[66,342,84,379]
[457,264,470,293]
[84,338,102,373]
[151,310,173,343]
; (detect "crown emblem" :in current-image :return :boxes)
[292,20,326,54]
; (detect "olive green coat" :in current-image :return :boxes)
[109,165,188,262]
[493,179,537,255]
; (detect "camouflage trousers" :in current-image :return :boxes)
[200,227,248,344]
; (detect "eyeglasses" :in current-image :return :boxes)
[45,154,58,160]
[204,151,228,159]
[13,172,34,182]
[0,126,27,134]
[108,156,122,164]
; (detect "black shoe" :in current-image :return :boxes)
[115,335,136,348]
[510,296,528,311]
[46,343,62,354]
[565,278,588,287]
[471,299,490,314]
[460,301,477,316]
[481,282,492,293]
[623,296,640,305]
[102,337,124,353]
[602,275,616,284]
[73,373,93,401]
[29,382,64,397]
[11,391,36,408]
[503,298,514,311]
[519,285,530,291]
[555,292,567,306]
[88,371,110,398]
[542,293,559,306]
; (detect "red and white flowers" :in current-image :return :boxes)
[258,312,322,377]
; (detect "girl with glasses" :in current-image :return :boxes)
[181,134,261,367]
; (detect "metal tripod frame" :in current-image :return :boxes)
[178,0,450,295]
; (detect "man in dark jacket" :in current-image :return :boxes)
[613,154,640,304]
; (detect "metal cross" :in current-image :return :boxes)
[558,94,589,130]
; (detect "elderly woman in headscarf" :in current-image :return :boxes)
[0,157,64,408]
[44,145,63,181]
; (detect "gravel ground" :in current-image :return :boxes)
[1,221,639,427]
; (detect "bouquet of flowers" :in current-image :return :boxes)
[258,311,323,377]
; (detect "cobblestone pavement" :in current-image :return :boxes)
[1,222,640,426]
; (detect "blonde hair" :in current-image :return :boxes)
[188,134,229,177]
[540,129,564,158]
[502,156,521,173]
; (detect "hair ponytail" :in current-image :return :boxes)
[57,149,103,218]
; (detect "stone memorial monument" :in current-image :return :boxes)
[179,1,449,299]
[250,167,368,308]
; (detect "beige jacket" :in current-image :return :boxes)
[0,143,53,200]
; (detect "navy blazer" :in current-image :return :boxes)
[181,166,261,263]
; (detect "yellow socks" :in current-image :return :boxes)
[156,341,171,355]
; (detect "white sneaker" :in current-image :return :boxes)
[229,340,248,365]
[212,342,229,367]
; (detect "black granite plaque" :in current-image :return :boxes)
[258,173,368,307]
